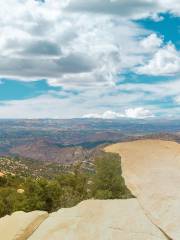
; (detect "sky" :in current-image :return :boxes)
[0,0,179,119]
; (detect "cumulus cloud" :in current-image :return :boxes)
[0,88,153,118]
[0,0,147,88]
[158,0,180,16]
[66,0,180,19]
[66,0,158,19]
[0,0,179,118]
[123,107,154,119]
[83,107,154,119]
[21,40,61,57]
[0,94,82,119]
[0,0,179,88]
[56,53,95,73]
[136,43,180,76]
[83,111,124,119]
[174,95,180,105]
[140,33,163,51]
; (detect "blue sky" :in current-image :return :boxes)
[0,0,179,119]
[0,79,61,101]
[137,13,180,49]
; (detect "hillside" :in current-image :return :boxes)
[0,119,180,162]
[0,119,180,167]
[10,139,93,164]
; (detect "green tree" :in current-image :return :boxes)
[92,153,133,199]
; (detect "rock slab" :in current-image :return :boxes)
[28,199,166,240]
[0,211,48,240]
[105,140,180,240]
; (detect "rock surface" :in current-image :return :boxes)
[0,199,167,240]
[0,211,48,240]
[29,199,166,240]
[105,140,180,240]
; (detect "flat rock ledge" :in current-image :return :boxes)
[0,211,48,240]
[105,139,180,240]
[0,199,167,240]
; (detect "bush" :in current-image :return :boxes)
[92,153,133,199]
[0,152,133,217]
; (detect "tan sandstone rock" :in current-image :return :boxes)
[0,210,48,240]
[105,140,180,240]
[28,199,166,240]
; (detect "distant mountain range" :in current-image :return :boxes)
[0,119,180,164]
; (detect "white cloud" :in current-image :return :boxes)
[124,107,154,119]
[66,0,158,19]
[67,0,180,19]
[0,0,178,90]
[150,13,164,22]
[174,95,180,104]
[136,43,180,76]
[0,0,179,118]
[0,85,154,118]
[0,0,150,89]
[158,0,180,16]
[140,33,163,51]
[83,107,154,119]
[0,0,178,94]
[118,79,180,100]
[0,95,81,119]
[83,111,124,119]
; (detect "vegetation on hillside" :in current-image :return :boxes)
[0,156,74,178]
[92,153,132,199]
[0,152,133,217]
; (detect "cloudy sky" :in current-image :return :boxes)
[0,0,179,119]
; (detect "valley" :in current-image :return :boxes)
[0,118,180,177]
